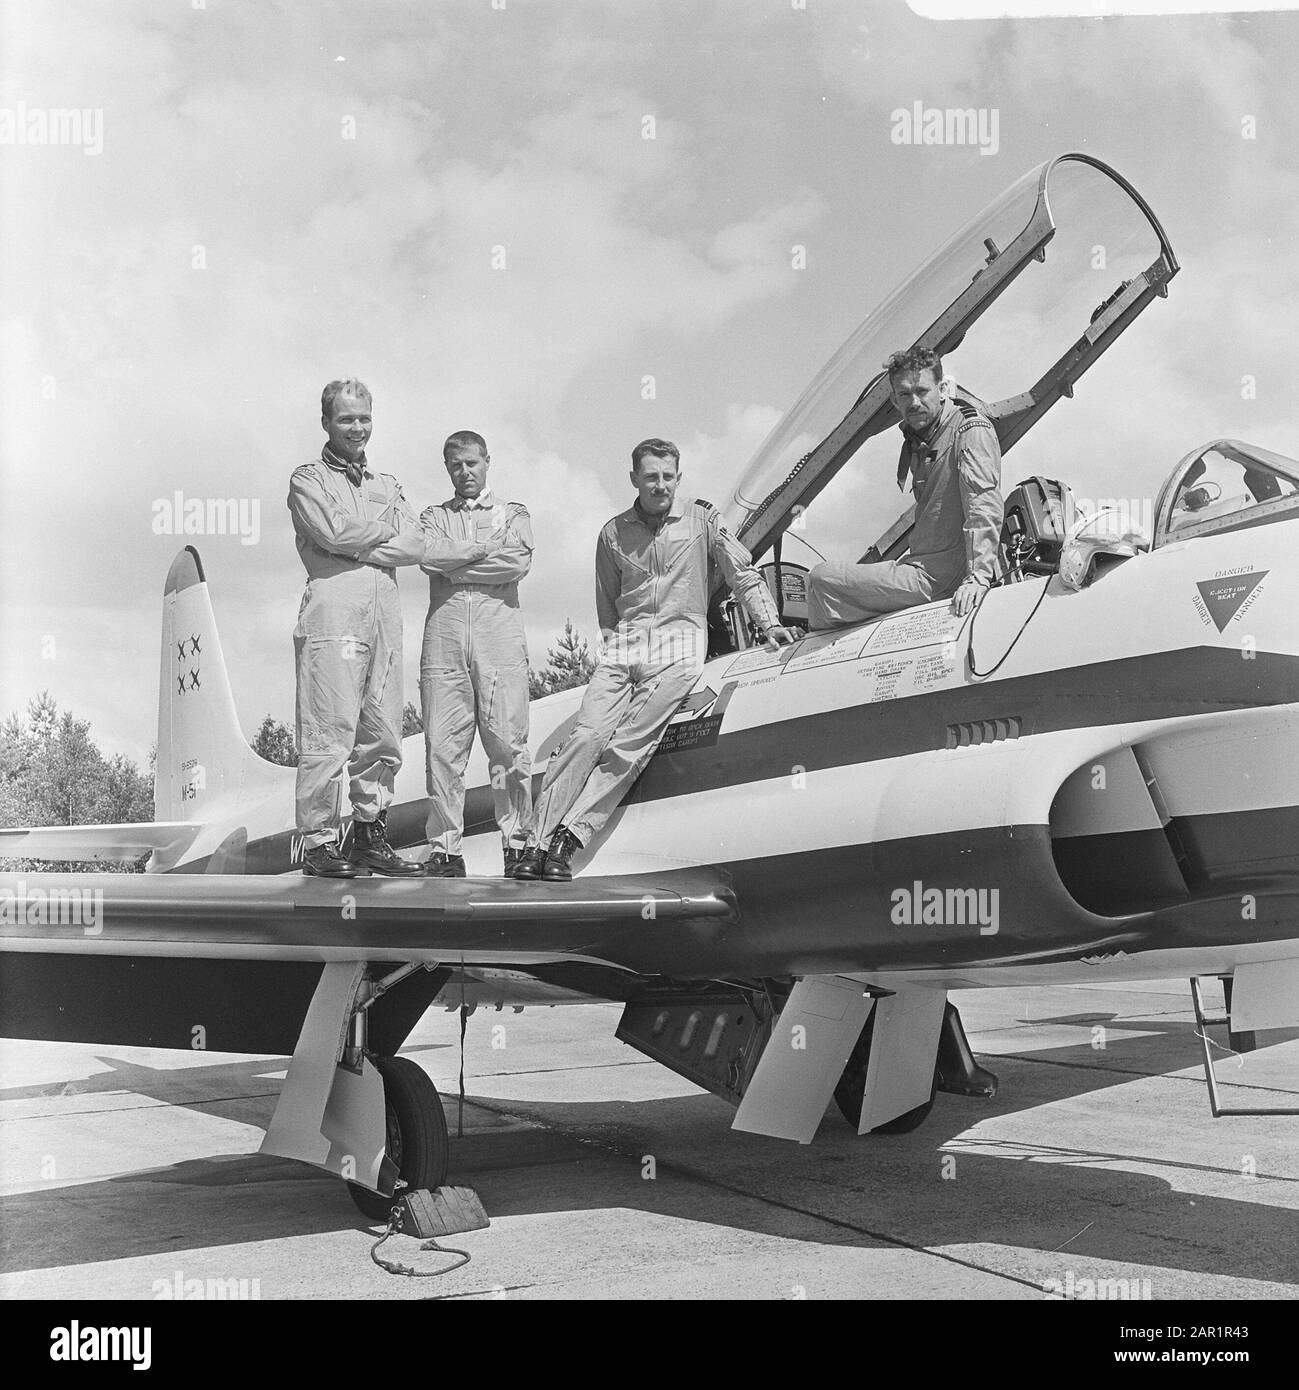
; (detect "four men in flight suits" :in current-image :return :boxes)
[291,349,999,881]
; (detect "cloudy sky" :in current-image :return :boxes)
[3,0,1298,767]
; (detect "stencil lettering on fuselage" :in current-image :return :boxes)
[1193,569,1267,632]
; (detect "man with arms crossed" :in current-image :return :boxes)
[288,380,489,877]
[806,346,1003,627]
[515,438,796,883]
[420,431,534,877]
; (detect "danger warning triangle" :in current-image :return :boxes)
[1195,571,1267,632]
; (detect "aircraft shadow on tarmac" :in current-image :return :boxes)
[3,1022,1297,1289]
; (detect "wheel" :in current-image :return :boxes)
[833,1011,938,1134]
[346,1055,449,1221]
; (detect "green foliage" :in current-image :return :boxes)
[0,692,153,872]
[251,714,298,766]
[401,701,423,737]
[529,619,596,700]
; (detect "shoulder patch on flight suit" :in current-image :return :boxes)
[692,498,717,516]
[955,400,993,434]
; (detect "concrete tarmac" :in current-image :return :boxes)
[3,978,1298,1300]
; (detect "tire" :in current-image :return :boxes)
[833,1011,938,1134]
[346,1055,450,1221]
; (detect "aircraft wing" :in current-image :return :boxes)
[0,821,202,863]
[0,869,736,965]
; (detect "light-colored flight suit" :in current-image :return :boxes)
[288,447,484,849]
[528,494,780,849]
[807,398,1003,629]
[419,491,535,856]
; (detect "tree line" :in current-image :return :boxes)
[0,624,598,862]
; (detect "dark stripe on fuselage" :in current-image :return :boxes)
[627,647,1299,809]
[132,811,1299,996]
[191,647,1298,875]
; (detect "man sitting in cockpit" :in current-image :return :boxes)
[807,347,1003,628]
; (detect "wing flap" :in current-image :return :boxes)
[0,822,202,862]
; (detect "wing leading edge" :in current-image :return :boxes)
[0,869,737,965]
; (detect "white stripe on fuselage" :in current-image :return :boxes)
[170,518,1296,874]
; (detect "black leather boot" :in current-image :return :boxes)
[511,843,547,881]
[302,841,361,878]
[541,827,583,882]
[348,815,423,876]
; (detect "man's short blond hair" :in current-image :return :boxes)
[321,378,372,417]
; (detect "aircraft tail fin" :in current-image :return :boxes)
[156,547,286,825]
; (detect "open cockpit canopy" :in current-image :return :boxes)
[1153,441,1299,548]
[725,153,1178,564]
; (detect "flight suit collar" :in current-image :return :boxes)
[449,489,495,511]
[321,444,370,489]
[897,398,955,490]
[631,491,687,531]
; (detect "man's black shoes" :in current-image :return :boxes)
[510,844,547,880]
[425,851,467,878]
[302,842,360,878]
[541,827,583,882]
[349,816,423,876]
[503,847,526,878]
[500,829,583,882]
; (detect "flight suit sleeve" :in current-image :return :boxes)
[288,467,395,554]
[442,505,535,585]
[594,527,621,638]
[417,505,490,574]
[704,506,780,632]
[956,419,1004,586]
[353,484,427,568]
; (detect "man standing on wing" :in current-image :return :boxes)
[419,431,534,877]
[806,346,1003,627]
[515,438,796,883]
[288,379,489,878]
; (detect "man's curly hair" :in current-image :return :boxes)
[883,346,943,382]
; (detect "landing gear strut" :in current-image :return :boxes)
[346,1055,450,1220]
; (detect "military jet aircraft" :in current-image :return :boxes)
[3,153,1296,1218]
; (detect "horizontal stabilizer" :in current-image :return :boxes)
[0,822,202,863]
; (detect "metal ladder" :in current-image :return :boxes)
[1189,976,1299,1117]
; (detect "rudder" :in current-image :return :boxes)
[156,547,285,822]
